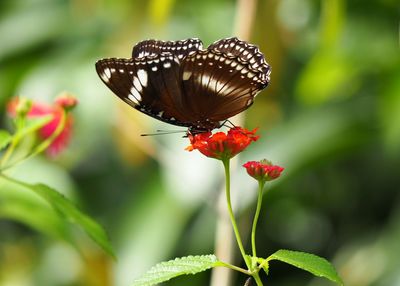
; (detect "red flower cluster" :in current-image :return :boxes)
[7,94,77,156]
[243,159,284,182]
[186,127,259,161]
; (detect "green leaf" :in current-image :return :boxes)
[0,188,72,242]
[2,176,115,258]
[268,249,343,285]
[131,255,219,286]
[0,130,12,150]
[256,257,269,275]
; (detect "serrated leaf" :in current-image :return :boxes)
[131,255,219,286]
[2,176,115,258]
[256,257,269,275]
[268,249,343,285]
[0,130,12,150]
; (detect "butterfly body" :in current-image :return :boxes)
[96,37,271,133]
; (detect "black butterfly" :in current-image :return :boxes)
[95,37,271,133]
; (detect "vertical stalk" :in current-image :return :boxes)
[212,0,258,284]
[222,159,250,269]
[253,274,263,286]
[251,180,265,258]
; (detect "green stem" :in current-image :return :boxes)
[253,273,263,286]
[222,159,250,269]
[0,135,19,169]
[251,180,265,258]
[0,116,27,168]
[30,109,67,156]
[217,261,251,275]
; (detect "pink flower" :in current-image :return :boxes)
[7,95,77,156]
[186,127,259,161]
[243,159,284,182]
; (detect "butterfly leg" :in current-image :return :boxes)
[221,119,237,129]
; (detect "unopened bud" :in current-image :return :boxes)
[15,97,32,117]
[55,92,78,111]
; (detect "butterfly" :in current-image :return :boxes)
[95,37,271,133]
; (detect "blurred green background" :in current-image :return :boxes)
[1,0,400,285]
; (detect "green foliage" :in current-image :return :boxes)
[0,130,11,150]
[0,179,71,241]
[266,250,343,285]
[1,176,115,258]
[15,116,52,138]
[131,255,219,286]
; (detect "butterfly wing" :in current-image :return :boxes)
[208,37,270,78]
[179,38,270,125]
[132,38,203,60]
[96,37,271,131]
[95,53,193,127]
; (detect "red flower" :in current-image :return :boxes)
[186,127,259,161]
[7,95,77,156]
[243,159,284,182]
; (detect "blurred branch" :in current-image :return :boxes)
[210,1,258,286]
[320,0,345,49]
[148,0,175,28]
[233,0,258,41]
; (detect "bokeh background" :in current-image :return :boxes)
[1,0,400,285]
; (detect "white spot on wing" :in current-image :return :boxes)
[195,73,232,96]
[200,74,210,88]
[133,76,142,92]
[214,80,226,94]
[163,62,171,68]
[128,88,141,105]
[137,69,148,86]
[183,71,192,80]
[100,73,109,83]
[138,51,151,58]
[104,68,111,79]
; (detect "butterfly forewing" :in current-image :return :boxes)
[132,38,203,60]
[96,54,193,127]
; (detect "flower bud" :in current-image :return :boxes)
[243,159,284,183]
[54,92,78,111]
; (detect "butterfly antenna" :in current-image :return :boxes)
[222,119,237,128]
[141,129,186,136]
